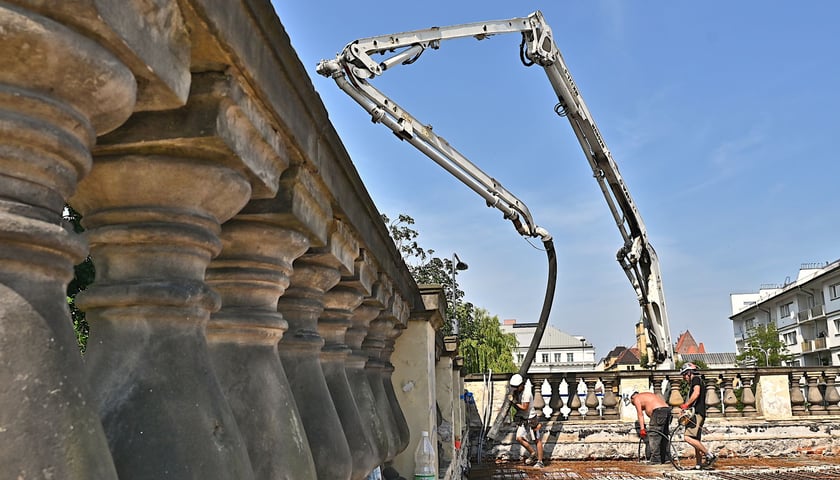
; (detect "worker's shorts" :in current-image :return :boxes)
[684,412,705,440]
[516,417,541,442]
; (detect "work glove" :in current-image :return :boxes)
[680,403,689,410]
[639,428,647,438]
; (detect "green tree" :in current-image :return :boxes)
[383,213,474,335]
[382,213,517,373]
[64,205,94,352]
[735,323,791,366]
[459,308,518,374]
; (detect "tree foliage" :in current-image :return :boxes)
[735,323,791,366]
[459,308,518,373]
[382,213,517,373]
[64,205,93,352]
[383,213,474,336]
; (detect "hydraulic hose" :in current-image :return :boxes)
[486,237,557,440]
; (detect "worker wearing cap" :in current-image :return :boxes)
[680,362,717,470]
[508,374,544,468]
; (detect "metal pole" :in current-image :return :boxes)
[451,253,468,335]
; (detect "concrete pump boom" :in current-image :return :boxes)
[317,10,673,369]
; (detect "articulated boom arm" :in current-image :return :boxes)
[317,11,673,366]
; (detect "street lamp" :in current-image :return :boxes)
[451,253,469,335]
[756,346,771,366]
[579,337,586,369]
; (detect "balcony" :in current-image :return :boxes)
[798,304,827,324]
[815,336,827,350]
[801,340,813,352]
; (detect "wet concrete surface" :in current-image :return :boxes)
[467,456,840,479]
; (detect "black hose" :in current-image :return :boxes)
[486,237,557,440]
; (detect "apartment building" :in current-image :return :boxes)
[500,319,596,373]
[730,259,840,366]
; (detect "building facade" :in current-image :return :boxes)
[731,260,840,366]
[500,319,596,372]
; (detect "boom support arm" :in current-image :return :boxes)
[317,11,673,366]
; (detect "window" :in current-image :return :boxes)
[745,318,755,331]
[831,283,840,300]
[783,331,797,345]
[780,302,793,318]
[554,353,562,363]
[567,352,574,362]
[518,353,524,364]
[541,353,549,363]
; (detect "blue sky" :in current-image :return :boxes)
[272,1,840,357]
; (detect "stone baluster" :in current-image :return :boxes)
[276,236,353,479]
[74,74,286,478]
[549,379,565,420]
[789,371,807,416]
[721,373,740,417]
[823,370,840,415]
[382,315,412,454]
[347,277,391,464]
[364,297,406,460]
[668,374,685,416]
[208,170,330,476]
[205,164,326,479]
[321,245,385,480]
[600,376,619,420]
[651,373,667,403]
[0,4,139,477]
[805,372,826,415]
[704,375,722,417]
[584,377,600,419]
[567,377,583,418]
[739,373,758,416]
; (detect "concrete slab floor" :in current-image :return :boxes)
[467,456,840,479]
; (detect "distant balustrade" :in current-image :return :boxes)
[467,366,840,431]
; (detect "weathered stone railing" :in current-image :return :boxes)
[0,2,464,479]
[465,366,840,461]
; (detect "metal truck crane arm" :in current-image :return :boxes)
[317,11,673,366]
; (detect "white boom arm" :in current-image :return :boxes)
[317,10,673,366]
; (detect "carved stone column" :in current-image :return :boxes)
[205,216,315,479]
[667,374,683,409]
[321,245,383,480]
[721,374,740,417]
[364,300,404,460]
[824,370,840,415]
[739,373,758,416]
[600,376,619,419]
[549,380,565,419]
[276,238,352,480]
[704,376,722,417]
[790,371,807,416]
[584,377,600,418]
[347,279,391,465]
[0,4,136,477]
[805,372,826,414]
[71,74,277,478]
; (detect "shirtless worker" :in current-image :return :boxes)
[624,388,671,464]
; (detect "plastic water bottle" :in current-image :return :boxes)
[414,430,436,480]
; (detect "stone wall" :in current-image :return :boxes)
[0,2,466,479]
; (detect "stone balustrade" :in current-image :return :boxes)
[0,2,468,479]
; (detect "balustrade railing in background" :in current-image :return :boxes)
[468,366,840,428]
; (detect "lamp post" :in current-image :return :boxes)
[756,346,771,367]
[579,337,586,370]
[451,253,468,335]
